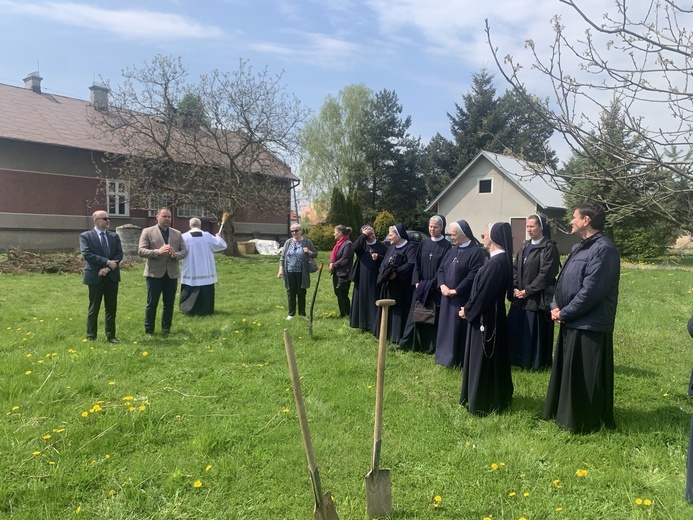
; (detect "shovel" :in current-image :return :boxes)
[365,298,396,518]
[308,263,324,338]
[283,329,339,520]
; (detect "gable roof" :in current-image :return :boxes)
[0,82,297,181]
[426,150,565,211]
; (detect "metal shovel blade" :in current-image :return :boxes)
[365,467,392,518]
[314,491,339,520]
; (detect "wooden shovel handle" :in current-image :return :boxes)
[284,329,324,504]
[372,299,395,470]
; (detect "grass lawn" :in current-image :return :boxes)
[0,253,692,519]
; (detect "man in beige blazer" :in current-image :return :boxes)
[138,208,188,335]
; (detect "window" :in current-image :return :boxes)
[478,179,492,193]
[148,194,173,217]
[107,180,129,216]
[179,203,213,218]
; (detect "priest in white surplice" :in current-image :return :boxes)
[179,218,227,315]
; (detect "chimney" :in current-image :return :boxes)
[23,72,43,94]
[89,83,110,111]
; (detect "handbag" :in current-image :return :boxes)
[307,256,319,273]
[539,285,555,314]
[412,300,436,325]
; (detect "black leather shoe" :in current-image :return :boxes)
[107,337,120,344]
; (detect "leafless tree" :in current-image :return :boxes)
[91,55,308,254]
[486,0,693,233]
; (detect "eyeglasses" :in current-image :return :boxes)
[290,229,300,233]
[98,217,111,221]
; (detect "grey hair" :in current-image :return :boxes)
[290,223,302,231]
[189,218,202,228]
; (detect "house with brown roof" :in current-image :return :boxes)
[0,73,299,251]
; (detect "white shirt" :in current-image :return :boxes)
[180,230,227,286]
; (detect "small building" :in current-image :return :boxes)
[426,150,575,254]
[0,73,298,251]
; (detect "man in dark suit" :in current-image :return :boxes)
[80,210,123,343]
[138,208,188,335]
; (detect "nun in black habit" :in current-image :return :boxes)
[349,224,388,332]
[459,222,514,415]
[374,223,418,343]
[397,215,451,353]
[435,219,485,367]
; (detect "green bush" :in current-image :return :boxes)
[305,223,335,251]
[373,210,396,241]
[610,215,679,259]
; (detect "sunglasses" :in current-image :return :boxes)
[98,217,111,221]
[290,229,300,233]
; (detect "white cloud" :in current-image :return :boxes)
[0,1,223,40]
[248,31,369,70]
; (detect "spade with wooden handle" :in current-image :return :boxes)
[365,298,396,518]
[283,329,339,520]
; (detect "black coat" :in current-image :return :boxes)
[554,232,620,332]
[511,237,559,312]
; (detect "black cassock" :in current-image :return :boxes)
[460,253,514,415]
[373,241,418,343]
[435,243,485,367]
[398,237,451,352]
[349,235,388,332]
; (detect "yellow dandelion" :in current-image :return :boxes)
[576,469,588,477]
[434,495,442,502]
[193,480,203,488]
[555,507,563,511]
[142,351,148,356]
[69,348,76,353]
[285,388,290,392]
[663,393,668,397]
[523,492,530,497]
[644,499,652,506]
[205,465,212,471]
[53,428,64,433]
[491,463,499,471]
[43,434,51,440]
[89,408,95,413]
[128,406,135,412]
[109,489,115,496]
[92,404,102,412]
[499,462,506,467]
[282,408,290,413]
[91,460,96,465]
[81,411,88,417]
[138,405,146,412]
[25,370,32,375]
[519,517,527,520]
[635,498,643,505]
[49,461,55,465]
[12,406,19,411]
[38,360,44,364]
[75,506,81,514]
[82,339,88,343]
[483,517,492,520]
[123,396,134,401]
[242,318,247,323]
[108,381,115,385]
[105,454,111,459]
[519,473,525,478]
[509,491,516,497]
[133,341,138,345]
[32,450,41,456]
[26,353,32,358]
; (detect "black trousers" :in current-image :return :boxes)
[145,273,178,333]
[86,278,119,339]
[286,271,306,316]
[332,274,351,317]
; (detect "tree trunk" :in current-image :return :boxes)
[222,219,242,257]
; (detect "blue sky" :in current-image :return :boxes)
[0,0,604,159]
